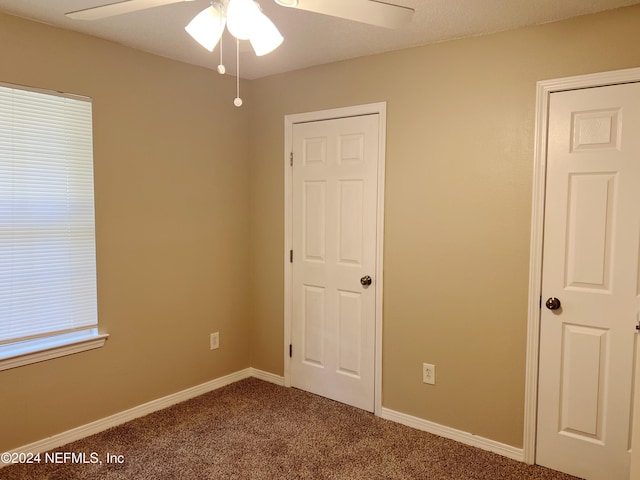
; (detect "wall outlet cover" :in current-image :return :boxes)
[210,332,220,350]
[423,363,435,385]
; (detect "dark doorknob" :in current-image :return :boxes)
[545,297,561,310]
[360,275,372,287]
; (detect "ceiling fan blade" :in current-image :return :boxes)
[65,0,187,20]
[281,0,414,29]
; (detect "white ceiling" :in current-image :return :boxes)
[0,0,637,79]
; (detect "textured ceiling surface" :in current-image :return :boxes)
[0,0,637,79]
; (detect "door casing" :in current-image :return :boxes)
[525,67,640,464]
[284,102,386,416]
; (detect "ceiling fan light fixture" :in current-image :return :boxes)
[185,5,225,52]
[249,11,283,56]
[183,0,284,106]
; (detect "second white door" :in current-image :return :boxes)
[290,114,380,412]
[536,82,640,480]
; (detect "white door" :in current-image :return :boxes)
[290,114,379,412]
[536,82,640,479]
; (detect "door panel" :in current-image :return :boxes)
[565,173,614,290]
[559,324,607,441]
[291,114,379,412]
[537,82,640,480]
[303,181,326,262]
[303,285,325,366]
[338,180,364,265]
[337,290,362,376]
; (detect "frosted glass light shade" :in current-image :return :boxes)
[226,0,260,40]
[249,11,283,56]
[185,5,225,52]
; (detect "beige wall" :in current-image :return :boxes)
[249,5,640,448]
[0,13,252,451]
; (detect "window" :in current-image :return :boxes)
[0,83,106,371]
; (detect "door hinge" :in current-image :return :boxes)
[290,250,293,263]
[290,152,293,166]
[289,344,292,358]
[539,296,542,309]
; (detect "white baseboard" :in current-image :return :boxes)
[4,368,253,465]
[380,407,524,462]
[4,369,520,470]
[249,367,285,386]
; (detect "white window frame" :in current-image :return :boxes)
[0,82,107,371]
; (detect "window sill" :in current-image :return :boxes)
[0,330,109,372]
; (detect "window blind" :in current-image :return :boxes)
[0,84,97,346]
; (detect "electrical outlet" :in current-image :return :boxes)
[423,363,435,385]
[210,332,219,350]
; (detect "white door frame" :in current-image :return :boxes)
[524,67,640,464]
[283,102,387,416]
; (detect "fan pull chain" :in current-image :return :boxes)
[217,37,225,74]
[216,2,225,74]
[234,37,242,107]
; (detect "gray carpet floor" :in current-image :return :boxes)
[2,378,582,479]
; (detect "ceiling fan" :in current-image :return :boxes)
[65,0,415,30]
[65,0,414,107]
